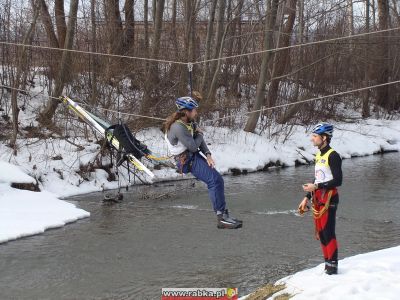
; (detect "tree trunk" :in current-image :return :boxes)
[228,0,244,97]
[185,0,198,95]
[104,0,123,80]
[244,0,280,133]
[39,0,59,48]
[38,0,60,79]
[392,0,400,24]
[206,20,230,105]
[347,0,354,51]
[141,0,165,115]
[10,1,40,149]
[376,0,390,110]
[221,0,234,89]
[90,0,98,105]
[171,0,178,57]
[206,0,226,100]
[363,0,371,118]
[124,0,135,51]
[55,0,67,48]
[200,0,218,96]
[266,0,297,109]
[38,0,79,126]
[144,0,149,56]
[151,0,165,63]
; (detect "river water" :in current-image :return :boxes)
[0,153,399,299]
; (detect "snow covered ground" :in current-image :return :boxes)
[1,118,399,198]
[240,245,400,300]
[0,161,89,243]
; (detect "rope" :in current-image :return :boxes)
[191,27,400,65]
[0,85,167,121]
[1,27,399,66]
[312,190,333,219]
[79,103,167,121]
[2,79,400,125]
[0,41,188,65]
[200,79,400,125]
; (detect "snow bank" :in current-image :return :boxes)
[203,119,400,174]
[0,162,89,243]
[239,245,400,300]
[271,245,400,300]
[0,161,36,184]
[1,118,399,198]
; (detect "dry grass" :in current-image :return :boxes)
[245,283,291,300]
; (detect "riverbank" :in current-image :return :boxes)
[0,161,89,243]
[241,245,400,300]
[1,118,399,198]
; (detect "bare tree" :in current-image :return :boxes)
[2,0,399,137]
[55,0,67,48]
[10,1,40,149]
[205,0,226,102]
[376,0,390,110]
[363,0,371,118]
[266,0,298,109]
[124,0,135,51]
[200,0,218,96]
[244,0,280,133]
[38,0,79,126]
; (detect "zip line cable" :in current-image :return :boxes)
[1,27,399,66]
[1,26,399,124]
[2,79,400,125]
[201,80,400,125]
[0,85,167,121]
[192,27,400,65]
[0,41,188,65]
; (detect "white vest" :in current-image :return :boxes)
[165,120,194,156]
[314,148,334,184]
[165,133,187,156]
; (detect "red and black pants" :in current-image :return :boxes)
[313,189,338,263]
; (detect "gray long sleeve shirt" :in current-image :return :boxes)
[167,122,211,155]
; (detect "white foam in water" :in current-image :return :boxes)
[170,205,199,210]
[252,209,298,215]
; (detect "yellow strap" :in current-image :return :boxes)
[176,120,194,136]
[145,154,172,161]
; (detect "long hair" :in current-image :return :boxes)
[162,110,186,133]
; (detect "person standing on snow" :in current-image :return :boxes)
[298,123,342,275]
[163,96,243,229]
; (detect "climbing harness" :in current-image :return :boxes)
[311,189,334,219]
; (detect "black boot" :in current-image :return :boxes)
[217,212,242,229]
[325,260,338,275]
[223,209,243,224]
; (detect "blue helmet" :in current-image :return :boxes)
[175,96,199,111]
[312,123,334,137]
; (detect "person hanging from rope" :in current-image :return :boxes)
[298,123,343,275]
[163,96,243,229]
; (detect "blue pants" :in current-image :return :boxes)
[178,152,226,213]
